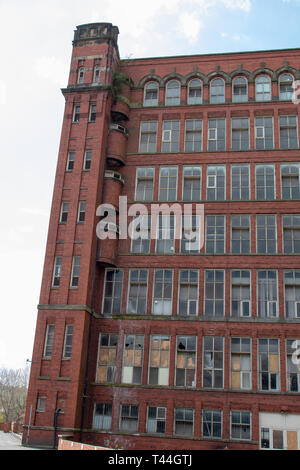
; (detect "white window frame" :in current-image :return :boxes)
[230,270,251,318]
[152,269,173,316]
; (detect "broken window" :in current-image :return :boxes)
[231,338,251,390]
[286,339,300,392]
[152,269,173,315]
[203,336,224,388]
[96,333,118,383]
[148,335,170,386]
[146,407,166,434]
[178,270,198,316]
[93,403,112,430]
[258,338,280,391]
[122,335,144,385]
[175,336,197,387]
[202,410,222,438]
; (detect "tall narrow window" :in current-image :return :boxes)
[257,271,278,318]
[231,411,251,440]
[102,269,124,314]
[146,407,166,434]
[93,66,101,84]
[96,333,118,383]
[256,75,271,101]
[162,120,180,153]
[282,215,300,254]
[72,104,80,123]
[187,78,202,104]
[181,214,201,254]
[279,115,298,149]
[130,215,151,254]
[206,165,226,201]
[127,269,148,315]
[279,73,294,101]
[256,215,277,254]
[148,335,170,386]
[206,215,225,254]
[139,121,158,153]
[77,67,85,84]
[182,166,201,201]
[284,271,300,318]
[281,164,300,200]
[122,335,144,384]
[231,338,252,390]
[120,405,139,432]
[144,81,159,107]
[66,151,75,171]
[231,215,250,254]
[178,270,198,316]
[156,214,175,254]
[286,339,300,392]
[208,119,226,151]
[231,118,249,151]
[232,76,248,103]
[255,164,275,200]
[231,270,251,318]
[43,324,55,359]
[158,166,178,201]
[93,404,112,430]
[70,256,80,288]
[203,336,224,389]
[59,202,69,224]
[83,151,92,171]
[52,257,62,287]
[231,165,250,201]
[258,338,280,391]
[152,269,173,315]
[174,409,194,437]
[77,201,86,223]
[210,78,225,104]
[202,410,222,439]
[184,119,202,152]
[135,167,154,201]
[255,116,274,150]
[175,336,197,387]
[204,271,225,317]
[89,103,97,122]
[165,80,180,106]
[62,324,74,359]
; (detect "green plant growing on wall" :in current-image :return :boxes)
[111,72,131,105]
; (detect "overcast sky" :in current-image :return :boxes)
[1,0,300,370]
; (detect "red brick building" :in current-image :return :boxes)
[23,22,300,450]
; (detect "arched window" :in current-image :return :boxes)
[187,79,202,105]
[255,75,271,102]
[144,81,159,107]
[210,78,225,104]
[93,66,101,83]
[279,73,294,101]
[165,80,181,106]
[232,76,248,103]
[77,67,85,84]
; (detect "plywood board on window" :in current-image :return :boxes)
[160,350,169,367]
[124,349,133,365]
[269,354,279,373]
[232,355,241,371]
[150,350,160,367]
[134,349,143,366]
[97,366,107,382]
[176,352,185,368]
[231,371,241,389]
[108,347,116,365]
[99,349,108,363]
[287,431,298,450]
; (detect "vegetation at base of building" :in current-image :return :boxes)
[0,367,28,424]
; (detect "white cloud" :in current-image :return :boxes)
[34,56,69,86]
[221,0,252,11]
[178,12,203,43]
[0,80,7,105]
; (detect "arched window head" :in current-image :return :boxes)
[93,66,101,84]
[279,73,294,101]
[144,81,159,107]
[232,76,248,103]
[210,78,225,104]
[77,67,85,85]
[165,80,181,106]
[187,79,202,105]
[255,74,271,102]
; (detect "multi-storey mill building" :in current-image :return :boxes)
[23,22,300,450]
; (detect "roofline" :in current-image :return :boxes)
[120,46,300,63]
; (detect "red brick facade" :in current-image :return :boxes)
[23,22,300,450]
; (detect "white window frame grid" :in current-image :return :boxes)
[187,78,203,105]
[207,119,226,151]
[134,167,155,202]
[144,81,159,107]
[165,80,181,106]
[96,333,118,383]
[284,271,300,319]
[155,214,176,254]
[152,269,173,316]
[255,164,276,200]
[72,104,80,123]
[202,336,224,389]
[230,337,252,390]
[148,335,170,386]
[182,165,202,202]
[102,269,124,315]
[205,215,226,255]
[204,270,225,318]
[146,406,167,434]
[173,408,194,437]
[119,404,139,433]
[184,119,203,152]
[139,121,158,153]
[279,73,295,101]
[254,116,274,150]
[52,256,62,288]
[230,270,251,318]
[122,335,144,385]
[62,324,74,359]
[258,338,280,391]
[83,150,92,171]
[281,163,300,200]
[202,409,223,439]
[232,76,248,103]
[126,269,148,315]
[230,411,252,441]
[43,324,55,359]
[92,403,112,430]
[286,339,300,393]
[231,117,250,151]
[282,214,300,254]
[77,201,86,223]
[231,164,250,201]
[77,67,85,84]
[70,256,80,288]
[177,270,199,317]
[256,214,277,254]
[231,215,251,255]
[279,115,299,149]
[257,270,278,318]
[158,166,178,201]
[175,335,197,388]
[255,75,272,102]
[210,77,225,104]
[161,120,180,153]
[66,151,75,171]
[206,165,226,201]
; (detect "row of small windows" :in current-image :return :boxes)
[135,164,300,202]
[101,269,300,319]
[95,332,300,394]
[139,116,299,153]
[143,74,296,106]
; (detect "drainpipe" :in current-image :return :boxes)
[53,408,61,449]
